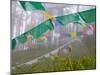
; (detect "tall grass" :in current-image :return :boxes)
[12,54,96,74]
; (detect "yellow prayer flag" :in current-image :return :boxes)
[42,12,55,19]
[70,32,77,38]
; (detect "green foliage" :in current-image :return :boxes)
[12,55,96,74]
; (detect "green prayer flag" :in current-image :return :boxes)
[13,19,54,44]
[20,1,26,10]
[78,8,96,24]
[30,2,45,10]
[77,32,82,36]
[17,34,27,44]
[26,19,54,38]
[56,14,80,25]
[20,1,45,11]
[12,39,16,50]
[12,19,54,49]
[56,8,96,25]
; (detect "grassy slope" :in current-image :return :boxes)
[12,55,96,74]
[12,35,96,74]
